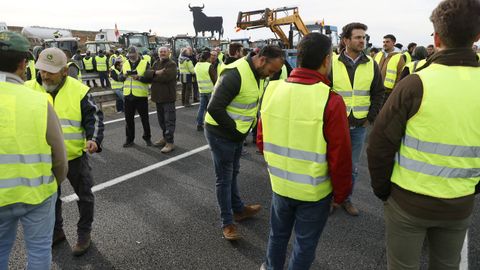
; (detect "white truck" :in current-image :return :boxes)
[95,29,134,43]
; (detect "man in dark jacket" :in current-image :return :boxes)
[368,0,480,268]
[204,46,284,240]
[145,47,178,153]
[329,22,384,216]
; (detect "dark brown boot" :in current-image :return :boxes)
[52,229,66,246]
[72,233,91,257]
[234,204,261,222]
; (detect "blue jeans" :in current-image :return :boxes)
[205,129,245,227]
[115,89,124,112]
[266,192,332,270]
[0,192,57,270]
[196,93,211,126]
[348,126,366,200]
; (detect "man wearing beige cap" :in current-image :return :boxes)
[25,47,104,257]
[0,31,68,269]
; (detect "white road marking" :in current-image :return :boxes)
[460,231,468,270]
[104,102,200,125]
[62,144,210,203]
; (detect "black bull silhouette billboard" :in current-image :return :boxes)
[189,4,224,38]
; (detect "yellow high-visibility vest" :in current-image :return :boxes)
[194,62,214,94]
[403,59,427,75]
[403,51,412,64]
[332,54,374,119]
[83,57,94,71]
[391,64,480,199]
[375,52,402,89]
[261,80,332,201]
[27,59,36,80]
[178,58,195,83]
[205,57,264,134]
[109,67,123,90]
[0,81,57,206]
[95,55,108,72]
[24,77,89,161]
[122,59,149,97]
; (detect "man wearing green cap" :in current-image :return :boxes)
[0,31,68,270]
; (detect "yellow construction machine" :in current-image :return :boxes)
[236,6,309,49]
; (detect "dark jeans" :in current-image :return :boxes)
[55,153,94,236]
[192,80,199,101]
[98,71,110,88]
[181,82,192,106]
[265,192,332,270]
[196,93,211,126]
[114,89,124,113]
[204,129,245,227]
[156,102,176,143]
[124,96,151,142]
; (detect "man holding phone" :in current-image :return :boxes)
[119,46,152,147]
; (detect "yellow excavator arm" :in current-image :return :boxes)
[236,7,310,48]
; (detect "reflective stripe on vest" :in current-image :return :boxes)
[261,80,333,202]
[204,57,264,134]
[0,81,57,207]
[179,58,195,83]
[109,68,123,90]
[95,56,108,71]
[391,64,480,199]
[332,54,374,118]
[24,77,88,160]
[122,59,149,97]
[375,52,402,89]
[194,62,213,94]
[83,57,94,70]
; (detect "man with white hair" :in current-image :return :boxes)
[145,47,178,153]
[24,47,104,257]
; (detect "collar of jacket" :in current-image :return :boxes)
[245,53,261,82]
[287,67,331,85]
[427,48,478,67]
[0,71,23,84]
[339,49,370,65]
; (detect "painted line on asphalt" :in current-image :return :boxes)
[460,231,468,270]
[104,102,200,125]
[61,144,210,203]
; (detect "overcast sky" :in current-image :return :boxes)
[4,0,477,48]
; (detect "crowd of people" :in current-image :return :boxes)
[1,0,480,269]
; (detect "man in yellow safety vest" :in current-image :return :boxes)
[368,0,480,268]
[0,31,68,269]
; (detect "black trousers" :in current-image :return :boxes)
[192,80,199,101]
[84,70,98,87]
[156,102,176,143]
[125,96,151,142]
[55,153,94,236]
[181,82,192,106]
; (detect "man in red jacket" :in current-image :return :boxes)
[260,33,352,270]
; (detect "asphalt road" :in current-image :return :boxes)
[8,101,480,270]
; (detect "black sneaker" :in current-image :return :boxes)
[123,141,134,148]
[144,139,153,146]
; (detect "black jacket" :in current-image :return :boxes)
[205,53,261,142]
